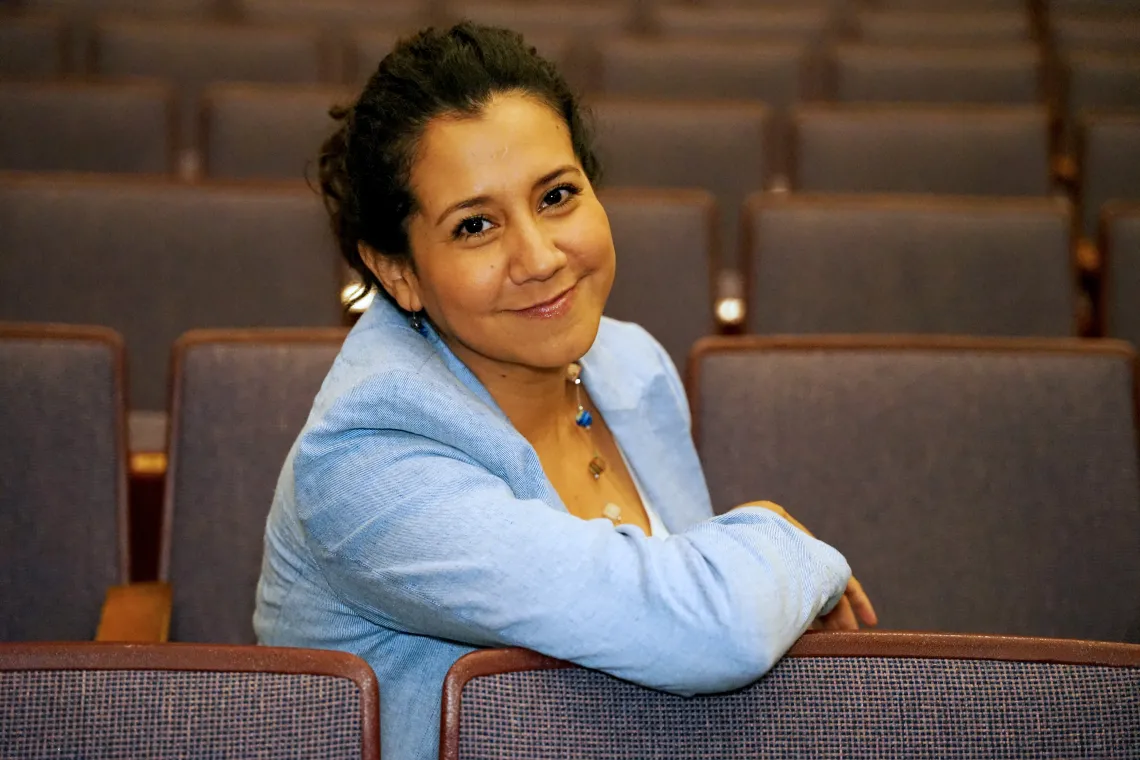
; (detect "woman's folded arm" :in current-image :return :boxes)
[295,427,850,696]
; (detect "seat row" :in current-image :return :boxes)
[4,634,1138,758]
[5,175,1140,442]
[4,323,1140,649]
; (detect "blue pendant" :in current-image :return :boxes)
[575,408,593,428]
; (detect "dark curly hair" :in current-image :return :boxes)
[319,22,602,307]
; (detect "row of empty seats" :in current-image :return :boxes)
[6,175,1140,446]
[4,635,1138,758]
[6,323,1140,646]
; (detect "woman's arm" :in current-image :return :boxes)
[295,427,850,697]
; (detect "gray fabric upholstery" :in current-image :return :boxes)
[693,344,1140,642]
[592,99,770,270]
[746,195,1076,336]
[1081,112,1140,237]
[1105,208,1140,348]
[0,81,173,173]
[1066,52,1140,119]
[0,13,67,77]
[238,0,426,27]
[653,7,831,43]
[22,0,219,15]
[90,19,328,152]
[457,657,1140,758]
[166,335,342,643]
[831,44,1041,104]
[597,38,805,178]
[792,104,1052,196]
[1054,15,1140,54]
[0,176,345,411]
[601,190,717,373]
[0,668,363,758]
[202,84,352,179]
[443,2,631,37]
[853,10,1032,45]
[0,331,124,641]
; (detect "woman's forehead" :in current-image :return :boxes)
[410,94,576,207]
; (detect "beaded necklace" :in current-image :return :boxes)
[567,362,624,525]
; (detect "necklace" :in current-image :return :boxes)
[568,362,623,525]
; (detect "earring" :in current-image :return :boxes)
[409,310,424,333]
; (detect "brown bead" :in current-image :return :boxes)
[588,455,607,479]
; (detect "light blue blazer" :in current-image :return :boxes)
[255,297,851,760]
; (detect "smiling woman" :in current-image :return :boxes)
[255,23,873,760]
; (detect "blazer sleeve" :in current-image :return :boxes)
[295,405,850,697]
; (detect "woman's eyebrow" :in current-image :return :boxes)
[434,165,582,227]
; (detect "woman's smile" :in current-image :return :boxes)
[509,281,579,319]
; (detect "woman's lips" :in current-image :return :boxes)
[510,283,577,319]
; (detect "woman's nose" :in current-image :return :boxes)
[508,217,566,284]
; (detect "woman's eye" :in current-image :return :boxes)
[541,184,580,209]
[453,216,491,239]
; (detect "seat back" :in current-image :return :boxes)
[0,12,68,77]
[0,324,127,641]
[1103,203,1140,347]
[600,189,718,372]
[744,194,1076,336]
[853,10,1032,44]
[201,83,353,179]
[0,80,174,173]
[443,635,1140,760]
[830,44,1042,104]
[0,174,345,417]
[690,337,1140,642]
[163,329,344,643]
[444,1,632,38]
[792,104,1052,195]
[89,19,329,157]
[1053,14,1140,55]
[1080,111,1140,238]
[0,642,380,759]
[1066,52,1140,117]
[592,99,770,268]
[653,6,831,43]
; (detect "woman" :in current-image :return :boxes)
[255,23,874,760]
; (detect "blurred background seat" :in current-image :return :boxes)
[851,10,1033,45]
[0,324,128,642]
[161,329,344,643]
[88,19,331,173]
[200,83,352,180]
[1102,203,1140,348]
[792,104,1053,196]
[828,44,1043,104]
[690,336,1140,642]
[0,11,69,77]
[0,174,345,453]
[1079,111,1140,240]
[743,194,1076,336]
[591,98,770,276]
[0,80,175,174]
[600,188,718,372]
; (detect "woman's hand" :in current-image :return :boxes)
[740,501,878,631]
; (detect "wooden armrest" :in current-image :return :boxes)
[96,582,172,642]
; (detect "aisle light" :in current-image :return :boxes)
[341,282,375,314]
[716,297,745,326]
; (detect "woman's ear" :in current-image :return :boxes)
[358,243,423,313]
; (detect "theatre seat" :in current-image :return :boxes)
[743,194,1076,336]
[792,103,1052,196]
[0,325,128,641]
[0,80,175,174]
[162,329,345,643]
[601,189,719,372]
[690,336,1140,642]
[0,642,380,760]
[0,12,68,77]
[441,634,1140,759]
[852,10,1032,45]
[1079,111,1140,238]
[1102,203,1140,348]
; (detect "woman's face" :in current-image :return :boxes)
[372,92,615,373]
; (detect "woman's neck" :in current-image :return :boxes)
[444,337,574,442]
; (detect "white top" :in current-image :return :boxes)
[616,444,670,538]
